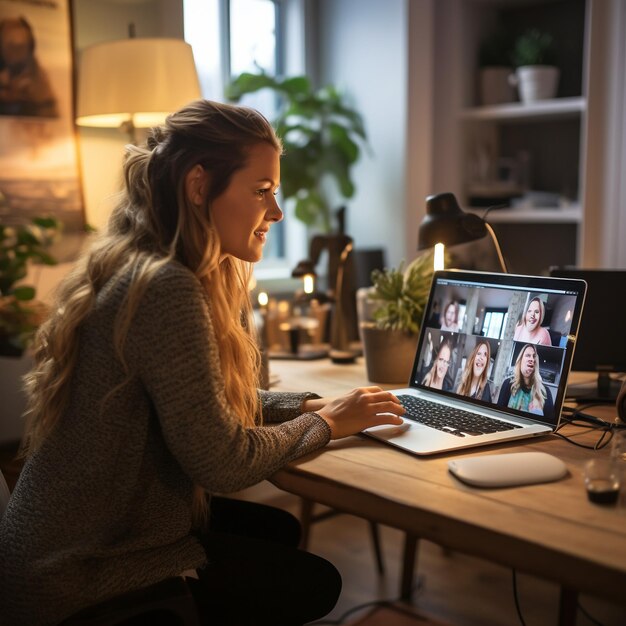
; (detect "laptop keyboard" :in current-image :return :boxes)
[398,395,522,438]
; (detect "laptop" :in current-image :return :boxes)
[365,269,586,455]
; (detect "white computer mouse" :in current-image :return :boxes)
[448,451,568,488]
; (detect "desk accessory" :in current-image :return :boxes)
[448,451,567,487]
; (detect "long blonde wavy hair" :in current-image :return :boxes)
[456,340,491,398]
[21,99,282,517]
[511,343,546,407]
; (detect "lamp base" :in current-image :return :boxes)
[329,348,360,365]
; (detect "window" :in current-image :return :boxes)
[184,0,303,276]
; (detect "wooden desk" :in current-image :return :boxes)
[269,359,626,616]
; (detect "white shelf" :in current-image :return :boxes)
[466,206,583,224]
[459,97,586,123]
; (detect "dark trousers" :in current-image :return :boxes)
[188,496,342,626]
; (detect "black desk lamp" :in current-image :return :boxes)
[417,192,508,272]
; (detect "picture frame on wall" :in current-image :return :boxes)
[0,0,84,231]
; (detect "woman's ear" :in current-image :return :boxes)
[184,164,209,207]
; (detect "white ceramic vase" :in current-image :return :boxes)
[511,65,560,103]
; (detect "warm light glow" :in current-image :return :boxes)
[303,274,315,294]
[258,291,269,307]
[76,38,201,129]
[434,243,445,271]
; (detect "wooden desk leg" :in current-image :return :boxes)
[368,521,385,574]
[558,587,578,626]
[400,533,420,601]
[299,498,314,550]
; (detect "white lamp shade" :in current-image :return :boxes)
[76,38,201,128]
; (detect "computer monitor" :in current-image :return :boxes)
[549,267,626,402]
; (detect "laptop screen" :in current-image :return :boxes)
[410,270,586,427]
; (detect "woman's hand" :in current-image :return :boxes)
[305,387,405,440]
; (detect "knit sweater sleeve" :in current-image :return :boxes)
[126,264,331,493]
[258,389,322,423]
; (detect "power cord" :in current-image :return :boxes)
[555,404,624,450]
[512,571,607,626]
[512,569,527,626]
[308,577,424,625]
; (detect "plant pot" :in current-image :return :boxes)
[479,67,516,105]
[0,352,33,446]
[510,65,559,103]
[361,324,418,385]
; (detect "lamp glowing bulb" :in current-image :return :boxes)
[303,274,315,294]
[258,291,269,307]
[434,243,445,271]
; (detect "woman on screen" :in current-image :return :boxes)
[513,296,552,345]
[497,344,554,417]
[455,340,492,402]
[422,339,453,391]
[440,300,460,332]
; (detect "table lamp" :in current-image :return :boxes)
[76,28,201,143]
[417,192,508,272]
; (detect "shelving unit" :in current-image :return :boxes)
[433,0,589,275]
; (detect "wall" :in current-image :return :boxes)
[315,0,407,268]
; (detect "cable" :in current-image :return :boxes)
[511,569,527,626]
[577,601,605,626]
[307,577,424,625]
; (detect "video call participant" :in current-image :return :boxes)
[440,300,460,332]
[497,344,554,418]
[513,296,552,345]
[422,339,453,391]
[455,340,492,402]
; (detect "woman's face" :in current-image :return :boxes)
[436,345,451,379]
[473,343,488,377]
[525,300,542,331]
[211,142,282,263]
[444,304,456,326]
[520,346,536,380]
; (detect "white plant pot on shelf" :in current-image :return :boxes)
[510,65,560,103]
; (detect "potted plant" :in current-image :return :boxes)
[0,217,59,445]
[477,30,516,105]
[509,29,559,103]
[225,71,367,232]
[360,251,439,384]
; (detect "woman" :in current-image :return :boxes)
[422,339,453,391]
[440,300,459,332]
[513,296,552,345]
[0,100,405,626]
[455,340,492,402]
[497,344,554,418]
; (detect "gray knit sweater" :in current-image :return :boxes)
[0,261,331,626]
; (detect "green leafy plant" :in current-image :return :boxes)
[226,71,367,232]
[512,29,557,67]
[369,251,441,335]
[0,217,60,356]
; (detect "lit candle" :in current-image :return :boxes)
[303,273,315,295]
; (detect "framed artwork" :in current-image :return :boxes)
[0,0,84,230]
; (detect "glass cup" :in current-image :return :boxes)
[584,458,621,505]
